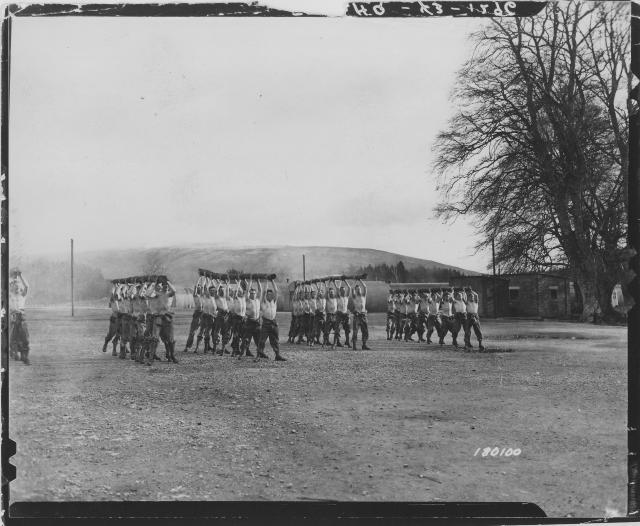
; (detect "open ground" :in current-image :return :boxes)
[8,309,627,517]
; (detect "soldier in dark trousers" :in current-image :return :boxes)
[464,287,485,352]
[350,278,371,350]
[102,284,120,353]
[257,277,286,361]
[9,269,30,365]
[184,275,204,352]
[241,277,261,358]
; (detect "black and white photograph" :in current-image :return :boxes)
[3,0,637,520]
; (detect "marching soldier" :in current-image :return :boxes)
[147,277,178,365]
[386,291,396,341]
[351,277,370,351]
[426,289,441,344]
[417,290,429,343]
[201,277,217,354]
[314,282,327,346]
[451,289,466,349]
[464,287,485,352]
[9,269,30,365]
[241,277,261,357]
[183,275,204,353]
[212,279,231,355]
[229,278,246,357]
[335,277,351,348]
[102,283,120,354]
[324,280,339,348]
[257,277,286,361]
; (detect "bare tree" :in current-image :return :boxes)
[141,250,168,276]
[433,1,632,322]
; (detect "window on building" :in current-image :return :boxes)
[509,287,520,301]
[549,286,558,300]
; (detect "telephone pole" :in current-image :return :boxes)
[302,254,306,281]
[70,238,74,317]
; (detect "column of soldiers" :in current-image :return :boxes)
[386,287,484,351]
[287,275,370,350]
[182,270,286,361]
[102,275,179,366]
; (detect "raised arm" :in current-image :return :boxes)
[258,279,263,301]
[18,272,29,296]
[271,278,278,301]
[343,278,352,297]
[166,279,177,297]
[358,278,367,296]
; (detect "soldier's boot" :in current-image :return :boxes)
[102,341,108,353]
[362,340,371,351]
[275,352,286,362]
[478,341,485,352]
[112,343,118,357]
[119,343,127,359]
[131,344,137,360]
[334,335,343,348]
[195,335,203,353]
[20,349,31,365]
[256,347,269,359]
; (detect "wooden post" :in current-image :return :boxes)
[70,238,74,317]
[302,254,306,282]
[492,237,497,318]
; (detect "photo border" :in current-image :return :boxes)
[1,1,637,523]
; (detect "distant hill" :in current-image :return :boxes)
[11,245,480,306]
[76,245,480,284]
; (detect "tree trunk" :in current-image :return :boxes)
[575,270,620,324]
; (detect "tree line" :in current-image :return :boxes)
[347,261,464,283]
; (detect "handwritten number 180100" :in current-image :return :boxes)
[474,447,521,457]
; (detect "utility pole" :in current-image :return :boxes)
[70,238,74,317]
[492,237,497,318]
[302,254,306,281]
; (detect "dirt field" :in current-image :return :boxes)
[8,309,627,517]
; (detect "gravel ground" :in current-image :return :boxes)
[7,309,627,517]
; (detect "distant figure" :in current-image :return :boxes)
[9,269,30,365]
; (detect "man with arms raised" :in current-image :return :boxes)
[350,277,371,351]
[183,275,204,353]
[314,281,327,346]
[257,276,286,361]
[212,278,231,355]
[102,282,120,354]
[335,277,351,348]
[324,279,339,348]
[9,269,30,365]
[464,287,485,352]
[147,277,178,365]
[229,278,247,357]
[241,276,261,358]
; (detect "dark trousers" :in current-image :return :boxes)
[417,312,427,340]
[10,312,30,360]
[241,318,261,353]
[229,314,244,351]
[464,313,483,346]
[352,312,369,346]
[403,313,417,340]
[288,314,298,340]
[314,312,326,343]
[149,313,175,363]
[212,311,230,349]
[104,314,119,346]
[185,309,202,349]
[426,313,439,342]
[259,318,280,354]
[324,312,338,344]
[336,312,351,344]
[452,313,465,346]
[304,312,314,342]
[386,311,396,339]
[200,313,214,351]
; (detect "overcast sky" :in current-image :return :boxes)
[9,11,491,272]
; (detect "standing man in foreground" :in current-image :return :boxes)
[351,277,371,351]
[335,277,351,348]
[464,287,485,352]
[9,269,30,365]
[257,276,287,361]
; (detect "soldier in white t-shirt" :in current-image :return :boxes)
[351,278,371,351]
[183,275,204,353]
[464,287,485,352]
